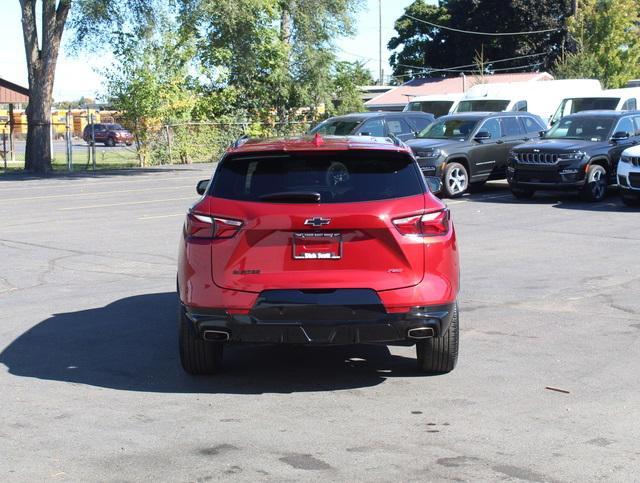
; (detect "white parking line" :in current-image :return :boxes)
[138,213,186,220]
[2,185,194,202]
[59,197,195,210]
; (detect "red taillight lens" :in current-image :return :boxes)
[185,213,242,239]
[392,209,449,237]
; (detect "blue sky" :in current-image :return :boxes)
[0,0,421,101]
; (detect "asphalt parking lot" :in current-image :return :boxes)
[1,164,639,481]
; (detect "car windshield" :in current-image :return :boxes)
[406,101,453,117]
[309,119,363,136]
[418,119,479,140]
[211,152,423,203]
[106,124,125,130]
[567,97,621,113]
[456,100,510,112]
[545,117,615,141]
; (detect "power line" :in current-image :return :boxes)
[402,13,562,36]
[396,52,548,75]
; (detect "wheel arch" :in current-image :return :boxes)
[444,156,471,175]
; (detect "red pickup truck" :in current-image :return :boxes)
[83,123,134,147]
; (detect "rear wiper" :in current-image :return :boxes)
[259,191,321,203]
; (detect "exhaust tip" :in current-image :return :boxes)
[203,330,230,342]
[407,327,435,339]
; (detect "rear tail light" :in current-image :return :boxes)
[392,209,450,237]
[185,212,243,239]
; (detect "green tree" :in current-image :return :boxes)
[104,27,197,166]
[554,0,640,88]
[179,0,363,122]
[389,0,573,79]
[330,61,374,115]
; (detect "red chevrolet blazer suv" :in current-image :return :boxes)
[177,135,460,374]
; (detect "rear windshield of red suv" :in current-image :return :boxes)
[211,151,423,203]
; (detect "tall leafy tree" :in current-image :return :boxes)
[389,0,573,79]
[554,0,640,88]
[179,0,363,121]
[18,0,161,173]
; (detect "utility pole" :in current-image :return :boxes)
[379,0,383,85]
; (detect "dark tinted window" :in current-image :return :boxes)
[387,118,412,135]
[546,116,615,141]
[406,101,453,117]
[457,100,510,112]
[500,117,523,136]
[419,119,479,140]
[520,116,544,133]
[622,98,637,110]
[479,118,501,139]
[513,101,527,112]
[409,116,432,132]
[212,152,423,203]
[310,119,363,135]
[614,117,634,135]
[355,118,385,137]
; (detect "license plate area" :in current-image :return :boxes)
[293,232,342,260]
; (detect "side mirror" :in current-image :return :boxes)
[196,179,209,195]
[474,131,491,141]
[358,131,372,136]
[610,131,630,142]
[539,130,547,138]
[424,176,443,194]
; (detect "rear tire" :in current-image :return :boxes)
[443,162,469,198]
[581,164,608,202]
[416,303,459,374]
[179,305,223,375]
[510,187,535,199]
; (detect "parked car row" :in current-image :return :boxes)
[312,109,640,206]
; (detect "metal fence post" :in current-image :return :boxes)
[90,113,96,170]
[165,125,173,164]
[66,111,73,172]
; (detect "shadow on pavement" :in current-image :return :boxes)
[459,182,635,213]
[0,292,427,394]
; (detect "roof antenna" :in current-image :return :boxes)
[313,132,324,147]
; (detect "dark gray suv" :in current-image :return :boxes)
[406,112,546,197]
[309,112,435,142]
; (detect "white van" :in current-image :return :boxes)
[550,87,640,125]
[403,94,464,117]
[454,79,602,124]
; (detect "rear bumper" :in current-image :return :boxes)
[183,301,456,345]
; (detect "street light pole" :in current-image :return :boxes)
[379,0,383,85]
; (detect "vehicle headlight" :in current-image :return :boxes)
[557,152,586,161]
[620,155,631,164]
[415,149,442,159]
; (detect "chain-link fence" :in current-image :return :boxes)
[1,119,314,172]
[149,121,313,165]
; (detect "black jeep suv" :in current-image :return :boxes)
[507,110,640,201]
[406,112,546,197]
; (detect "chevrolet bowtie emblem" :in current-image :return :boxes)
[304,217,331,227]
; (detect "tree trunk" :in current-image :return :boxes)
[19,0,71,174]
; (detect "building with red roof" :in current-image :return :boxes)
[365,72,554,111]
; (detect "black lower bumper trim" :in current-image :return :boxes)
[185,302,456,345]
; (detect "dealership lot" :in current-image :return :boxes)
[1,164,639,481]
